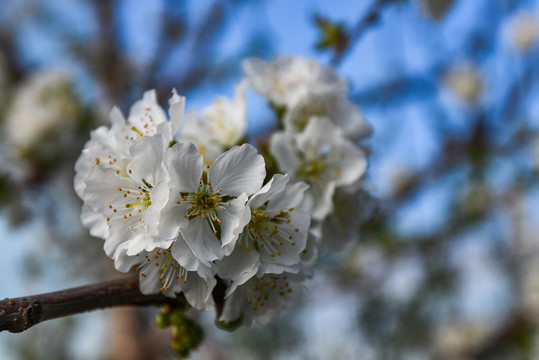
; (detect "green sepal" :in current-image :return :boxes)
[215,315,243,332]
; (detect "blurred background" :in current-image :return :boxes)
[0,0,538,359]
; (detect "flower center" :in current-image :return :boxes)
[178,175,234,238]
[293,103,326,132]
[296,158,328,180]
[136,247,188,291]
[239,207,298,257]
[295,144,343,183]
[108,180,152,227]
[246,275,293,312]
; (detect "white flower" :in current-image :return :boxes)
[82,134,170,258]
[180,82,247,164]
[74,90,184,198]
[114,243,216,311]
[444,63,483,104]
[216,174,311,285]
[283,91,372,141]
[220,272,306,325]
[158,143,266,270]
[243,55,345,108]
[74,90,185,240]
[5,69,79,152]
[504,11,539,53]
[270,116,367,221]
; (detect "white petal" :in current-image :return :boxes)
[74,132,117,198]
[334,141,367,186]
[127,134,167,186]
[269,132,299,174]
[308,182,336,221]
[83,166,135,215]
[247,174,288,210]
[182,272,216,311]
[113,246,142,272]
[268,180,309,211]
[129,89,167,125]
[220,285,247,323]
[209,144,265,196]
[216,232,260,284]
[139,268,163,295]
[80,204,108,239]
[168,89,185,134]
[165,142,203,193]
[179,210,224,265]
[219,193,249,253]
[158,187,185,240]
[109,106,125,126]
[83,166,146,256]
[170,235,209,274]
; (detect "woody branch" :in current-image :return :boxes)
[0,274,186,334]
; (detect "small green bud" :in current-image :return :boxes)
[170,316,204,358]
[155,312,171,328]
[215,316,243,332]
[169,310,186,326]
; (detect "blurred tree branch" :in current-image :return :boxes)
[330,0,395,66]
[93,0,124,105]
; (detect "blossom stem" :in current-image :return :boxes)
[0,274,186,333]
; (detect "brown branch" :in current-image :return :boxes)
[330,0,394,67]
[93,0,124,106]
[0,274,186,333]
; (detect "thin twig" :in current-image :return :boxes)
[0,274,185,333]
[330,0,394,67]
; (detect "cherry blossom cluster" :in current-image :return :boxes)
[75,55,374,326]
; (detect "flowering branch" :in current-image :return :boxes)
[0,274,186,334]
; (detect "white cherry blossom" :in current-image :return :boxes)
[114,243,216,311]
[216,174,310,285]
[220,272,306,325]
[270,116,367,221]
[179,81,247,164]
[73,54,374,325]
[75,90,185,240]
[75,89,184,198]
[284,91,372,141]
[243,55,345,108]
[158,142,266,270]
[82,134,170,259]
[5,69,79,153]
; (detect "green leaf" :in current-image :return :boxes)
[313,14,349,56]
